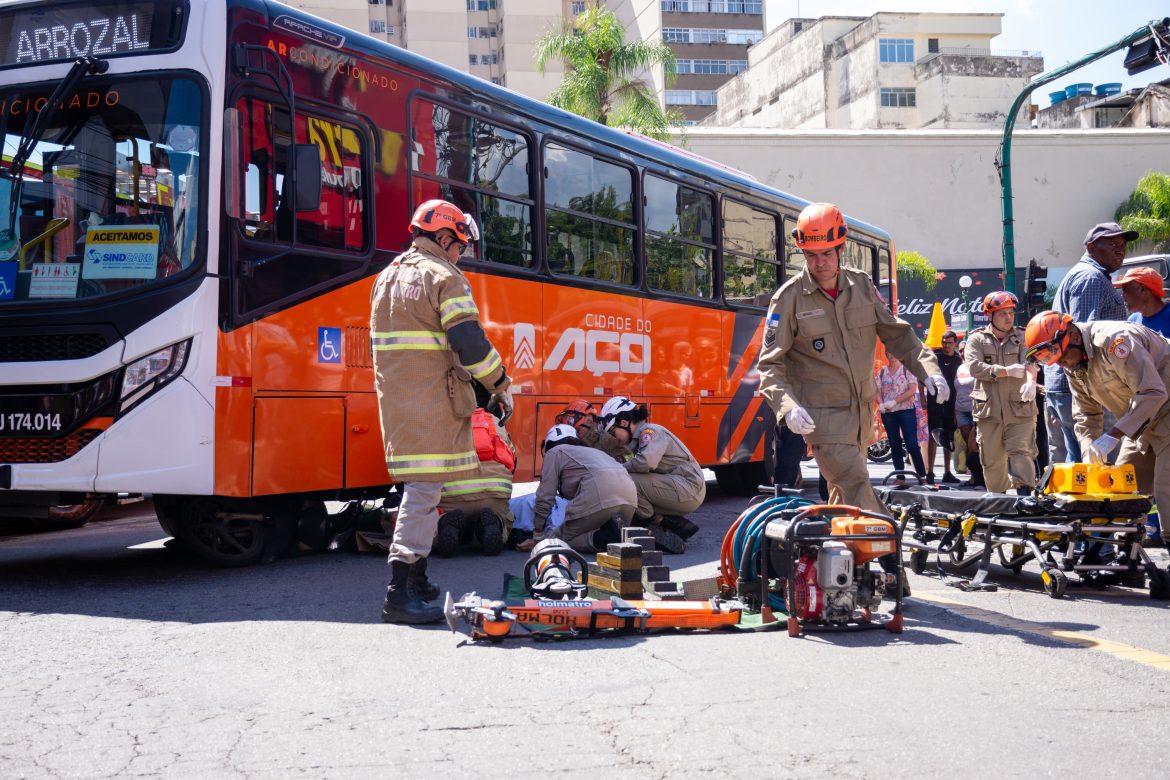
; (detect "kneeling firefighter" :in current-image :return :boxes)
[432,403,517,557]
[556,399,631,463]
[599,396,706,554]
[527,424,638,553]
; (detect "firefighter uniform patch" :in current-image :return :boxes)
[1109,336,1130,359]
[763,328,776,348]
[639,429,655,448]
[812,337,825,353]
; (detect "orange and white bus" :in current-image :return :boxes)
[0,0,896,564]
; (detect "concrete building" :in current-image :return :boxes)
[705,12,1044,130]
[679,127,1170,276]
[610,1,765,124]
[279,0,568,99]
[1036,79,1170,129]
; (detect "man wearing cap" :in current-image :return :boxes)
[1114,266,1170,337]
[1043,221,1137,464]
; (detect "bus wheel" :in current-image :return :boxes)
[714,462,767,497]
[169,499,275,568]
[32,496,104,531]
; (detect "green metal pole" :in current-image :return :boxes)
[999,20,1166,297]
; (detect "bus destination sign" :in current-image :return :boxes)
[0,1,184,68]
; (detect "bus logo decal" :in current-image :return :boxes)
[272,16,346,49]
[513,323,536,370]
[546,328,650,377]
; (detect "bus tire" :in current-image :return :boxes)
[166,498,275,568]
[31,496,104,531]
[714,462,767,497]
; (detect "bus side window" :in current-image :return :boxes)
[722,198,780,307]
[644,174,715,299]
[543,142,635,285]
[409,98,534,269]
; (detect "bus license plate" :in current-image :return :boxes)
[0,398,75,437]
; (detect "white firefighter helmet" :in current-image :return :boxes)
[599,396,638,432]
[543,424,578,451]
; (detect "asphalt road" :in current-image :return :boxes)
[2,464,1169,778]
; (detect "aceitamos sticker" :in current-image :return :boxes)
[83,226,160,280]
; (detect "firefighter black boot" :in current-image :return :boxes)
[409,556,439,602]
[382,559,444,624]
[661,514,699,540]
[967,452,985,489]
[476,509,504,557]
[431,509,464,558]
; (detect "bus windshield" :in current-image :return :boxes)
[0,75,202,304]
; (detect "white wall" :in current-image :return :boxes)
[678,128,1170,273]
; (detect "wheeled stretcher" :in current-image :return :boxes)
[876,479,1170,600]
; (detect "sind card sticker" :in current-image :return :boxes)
[83,225,160,280]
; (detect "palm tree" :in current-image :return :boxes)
[1116,171,1170,252]
[535,4,679,139]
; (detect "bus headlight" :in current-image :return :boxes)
[120,339,192,413]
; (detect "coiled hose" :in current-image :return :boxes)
[720,496,814,611]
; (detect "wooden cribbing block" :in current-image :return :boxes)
[589,562,642,582]
[627,536,656,552]
[586,577,643,598]
[640,550,663,567]
[641,565,670,583]
[595,551,642,571]
[621,527,650,542]
[605,542,644,560]
[646,581,681,594]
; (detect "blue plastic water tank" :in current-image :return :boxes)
[1094,82,1122,96]
[1049,91,1068,104]
[1065,83,1093,98]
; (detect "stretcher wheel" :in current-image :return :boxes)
[996,544,1025,575]
[947,539,980,570]
[1042,568,1067,599]
[1149,569,1170,601]
[909,549,929,575]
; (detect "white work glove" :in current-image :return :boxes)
[1019,378,1037,403]
[784,406,816,435]
[1085,434,1119,466]
[1003,364,1027,379]
[925,375,951,404]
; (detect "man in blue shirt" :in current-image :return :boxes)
[1113,265,1170,336]
[1043,221,1136,462]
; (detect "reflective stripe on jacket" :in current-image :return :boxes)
[371,237,507,482]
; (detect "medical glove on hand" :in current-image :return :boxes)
[1019,379,1037,403]
[785,406,816,435]
[1003,364,1027,379]
[925,375,951,404]
[1086,434,1119,466]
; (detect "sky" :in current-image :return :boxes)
[763,1,1170,94]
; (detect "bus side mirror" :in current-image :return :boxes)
[292,144,322,213]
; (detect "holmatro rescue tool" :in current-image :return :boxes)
[444,539,744,641]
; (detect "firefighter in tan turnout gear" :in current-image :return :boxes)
[1026,311,1170,519]
[757,203,946,512]
[964,291,1038,494]
[523,424,638,554]
[371,199,512,624]
[599,397,705,554]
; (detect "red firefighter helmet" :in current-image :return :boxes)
[982,290,1019,316]
[410,199,479,244]
[792,203,847,251]
[555,400,596,428]
[1024,311,1074,365]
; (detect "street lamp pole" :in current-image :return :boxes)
[959,275,973,332]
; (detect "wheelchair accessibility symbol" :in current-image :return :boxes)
[318,327,342,364]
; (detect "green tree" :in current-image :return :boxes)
[535,4,679,139]
[1116,171,1170,251]
[896,250,939,292]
